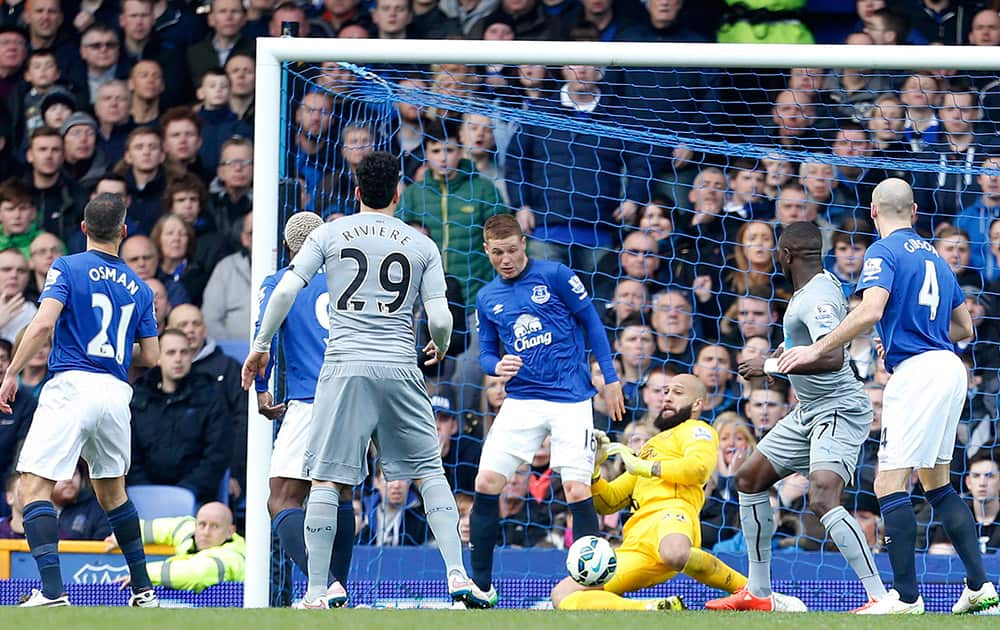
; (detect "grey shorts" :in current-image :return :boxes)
[756,398,873,484]
[303,362,443,485]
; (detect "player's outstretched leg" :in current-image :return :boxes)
[93,478,158,608]
[551,578,685,611]
[18,474,69,607]
[297,484,342,609]
[923,476,998,614]
[416,475,478,605]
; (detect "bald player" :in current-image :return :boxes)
[707,222,883,613]
[550,374,748,612]
[779,179,997,615]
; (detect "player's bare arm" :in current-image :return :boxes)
[0,298,63,413]
[778,287,889,373]
[133,336,160,368]
[949,302,974,342]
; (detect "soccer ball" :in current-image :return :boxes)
[565,535,617,586]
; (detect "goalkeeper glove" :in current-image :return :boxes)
[606,443,654,478]
[592,430,611,481]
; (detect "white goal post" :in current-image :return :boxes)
[247,38,1000,608]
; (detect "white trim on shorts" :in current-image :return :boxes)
[478,397,596,484]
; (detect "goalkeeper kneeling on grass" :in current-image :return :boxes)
[552,374,747,611]
[105,502,245,592]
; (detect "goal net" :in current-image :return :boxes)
[248,40,1000,610]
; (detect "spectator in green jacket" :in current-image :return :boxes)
[108,501,245,592]
[398,119,505,308]
[0,179,41,259]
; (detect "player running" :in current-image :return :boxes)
[779,179,999,614]
[2,194,160,608]
[469,214,625,607]
[551,374,748,611]
[255,212,355,607]
[705,221,886,612]
[243,151,476,609]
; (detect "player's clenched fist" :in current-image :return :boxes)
[494,354,523,377]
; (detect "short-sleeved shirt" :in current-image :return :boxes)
[288,213,446,366]
[41,250,157,383]
[855,228,964,372]
[476,259,596,403]
[783,270,865,407]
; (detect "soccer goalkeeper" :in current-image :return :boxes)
[553,374,757,611]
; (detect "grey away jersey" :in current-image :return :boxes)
[288,213,447,365]
[782,270,866,409]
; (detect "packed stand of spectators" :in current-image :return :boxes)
[0,0,997,566]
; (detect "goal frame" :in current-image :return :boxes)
[247,38,1000,608]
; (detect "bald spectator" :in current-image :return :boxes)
[128,329,232,504]
[0,248,36,343]
[187,0,256,89]
[167,304,247,501]
[24,231,62,303]
[128,60,165,126]
[121,234,160,280]
[61,112,108,195]
[202,212,251,341]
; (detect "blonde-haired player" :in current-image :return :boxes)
[551,374,754,611]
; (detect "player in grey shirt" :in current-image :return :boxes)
[242,152,477,608]
[705,222,888,612]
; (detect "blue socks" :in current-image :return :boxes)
[878,492,919,603]
[926,484,988,590]
[275,503,356,587]
[107,500,153,592]
[469,492,500,591]
[568,497,599,540]
[274,508,308,575]
[22,501,63,598]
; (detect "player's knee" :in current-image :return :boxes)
[659,540,691,571]
[475,470,506,494]
[562,481,591,504]
[734,464,763,495]
[807,473,843,517]
[550,577,581,608]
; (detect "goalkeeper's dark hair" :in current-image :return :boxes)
[355,151,400,210]
[777,220,822,258]
[84,193,127,243]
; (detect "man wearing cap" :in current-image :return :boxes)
[434,384,482,496]
[61,111,108,195]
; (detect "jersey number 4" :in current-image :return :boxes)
[918,259,939,321]
[337,247,411,314]
[87,292,135,364]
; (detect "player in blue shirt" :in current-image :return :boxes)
[254,212,355,607]
[468,214,624,607]
[0,194,160,608]
[779,179,997,615]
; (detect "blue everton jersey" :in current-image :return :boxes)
[255,267,328,402]
[476,259,596,403]
[855,228,964,372]
[41,251,157,383]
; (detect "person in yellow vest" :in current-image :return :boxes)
[551,374,794,611]
[106,501,245,592]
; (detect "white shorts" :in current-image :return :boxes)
[17,371,134,481]
[269,400,312,480]
[479,397,595,484]
[879,350,967,470]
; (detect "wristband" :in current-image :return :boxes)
[763,358,781,375]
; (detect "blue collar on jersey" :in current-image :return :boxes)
[500,258,534,285]
[91,249,123,262]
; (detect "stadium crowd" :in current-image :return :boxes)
[0,0,998,576]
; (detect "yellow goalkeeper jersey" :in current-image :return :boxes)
[591,418,719,538]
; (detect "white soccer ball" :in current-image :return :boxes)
[565,535,617,586]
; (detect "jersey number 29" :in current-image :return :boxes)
[918,260,939,321]
[337,248,411,314]
[87,292,135,364]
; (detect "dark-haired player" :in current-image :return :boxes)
[243,151,476,609]
[706,221,882,613]
[468,213,625,607]
[2,193,160,607]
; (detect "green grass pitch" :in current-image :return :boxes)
[4,608,998,630]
